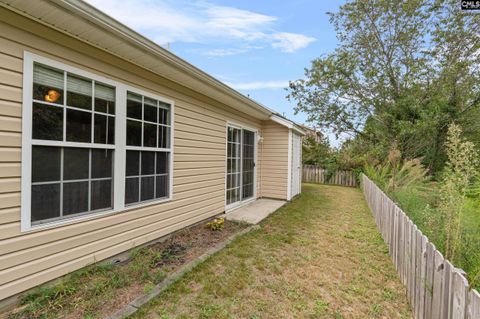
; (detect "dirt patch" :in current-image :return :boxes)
[7,218,247,319]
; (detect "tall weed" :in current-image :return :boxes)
[439,124,479,262]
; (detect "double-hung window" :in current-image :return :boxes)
[124,92,171,205]
[21,52,173,231]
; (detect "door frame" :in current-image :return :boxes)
[225,122,258,211]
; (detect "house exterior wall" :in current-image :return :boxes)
[0,9,268,301]
[260,120,289,200]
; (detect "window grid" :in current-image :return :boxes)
[31,148,113,225]
[23,53,174,231]
[242,130,255,200]
[32,73,115,146]
[226,127,255,206]
[30,62,116,225]
[226,127,242,205]
[125,91,172,206]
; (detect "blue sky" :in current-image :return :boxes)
[87,0,345,144]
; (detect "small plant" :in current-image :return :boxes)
[206,217,225,231]
[143,283,155,294]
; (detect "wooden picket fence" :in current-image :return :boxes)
[361,174,480,319]
[302,165,357,187]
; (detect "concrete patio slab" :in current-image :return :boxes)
[223,199,286,224]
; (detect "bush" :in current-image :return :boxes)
[364,145,429,193]
[206,218,225,231]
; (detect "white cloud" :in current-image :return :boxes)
[225,80,289,90]
[201,48,249,57]
[272,33,317,53]
[86,0,315,53]
[205,6,276,32]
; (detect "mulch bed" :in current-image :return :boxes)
[8,218,248,319]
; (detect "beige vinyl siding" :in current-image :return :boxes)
[0,8,265,301]
[260,120,289,200]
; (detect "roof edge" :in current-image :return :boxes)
[270,114,306,135]
[54,0,275,117]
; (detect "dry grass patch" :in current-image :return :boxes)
[131,184,412,319]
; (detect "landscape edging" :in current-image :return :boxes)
[106,224,260,319]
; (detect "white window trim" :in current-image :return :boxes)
[224,121,258,212]
[21,51,174,232]
[287,129,293,201]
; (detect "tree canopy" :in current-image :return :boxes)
[288,0,480,173]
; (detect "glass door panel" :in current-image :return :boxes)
[226,127,241,205]
[242,129,255,200]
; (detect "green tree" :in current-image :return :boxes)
[302,134,333,166]
[287,0,480,173]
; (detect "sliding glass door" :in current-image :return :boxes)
[242,130,255,200]
[226,126,255,207]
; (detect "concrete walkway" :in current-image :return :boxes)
[223,199,286,224]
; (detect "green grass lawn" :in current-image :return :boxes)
[130,184,411,319]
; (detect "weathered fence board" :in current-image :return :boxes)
[432,250,445,319]
[467,289,480,319]
[302,165,357,187]
[361,174,479,319]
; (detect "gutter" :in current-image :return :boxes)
[270,114,306,135]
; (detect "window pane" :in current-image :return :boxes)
[107,116,115,144]
[66,109,91,142]
[141,151,155,175]
[143,123,157,147]
[126,120,141,146]
[33,63,64,104]
[126,150,140,176]
[67,74,92,110]
[92,149,112,178]
[63,148,89,180]
[155,175,168,198]
[94,114,107,144]
[127,92,142,119]
[31,183,60,222]
[32,146,61,182]
[227,174,232,189]
[156,152,168,174]
[158,125,170,148]
[159,104,170,125]
[144,97,157,122]
[94,114,114,145]
[91,179,112,211]
[125,177,139,204]
[141,176,154,201]
[32,103,63,140]
[63,181,89,215]
[94,82,115,114]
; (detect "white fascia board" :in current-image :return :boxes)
[270,114,306,135]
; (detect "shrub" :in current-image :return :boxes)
[364,145,429,193]
[206,218,225,231]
